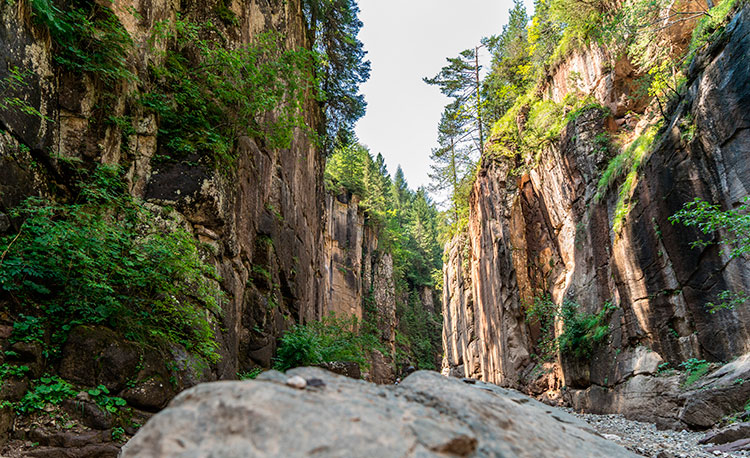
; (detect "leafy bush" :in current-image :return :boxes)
[0,363,30,382]
[0,165,223,363]
[670,196,750,313]
[679,358,710,387]
[670,196,750,259]
[688,0,744,59]
[111,426,125,442]
[15,375,78,414]
[0,67,47,119]
[526,295,616,361]
[558,300,616,359]
[273,314,377,372]
[596,125,660,232]
[29,0,135,84]
[237,367,264,380]
[87,384,127,413]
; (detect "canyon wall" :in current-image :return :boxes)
[322,193,397,361]
[0,0,324,430]
[442,4,750,428]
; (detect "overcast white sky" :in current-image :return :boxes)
[354,0,532,192]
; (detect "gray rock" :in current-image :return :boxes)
[122,369,637,457]
[700,422,750,445]
[705,438,750,453]
[680,354,750,429]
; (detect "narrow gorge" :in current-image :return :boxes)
[442,1,750,431]
[0,0,749,455]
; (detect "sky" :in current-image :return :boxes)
[354,0,530,192]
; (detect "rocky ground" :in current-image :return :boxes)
[122,369,639,457]
[567,409,750,458]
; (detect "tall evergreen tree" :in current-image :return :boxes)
[390,166,412,225]
[302,0,371,153]
[324,143,367,195]
[428,101,474,225]
[424,47,485,154]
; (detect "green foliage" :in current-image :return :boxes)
[87,384,127,413]
[524,294,561,361]
[596,125,660,232]
[688,0,744,59]
[111,426,125,442]
[679,358,710,387]
[0,363,30,382]
[301,0,370,152]
[526,295,616,361]
[489,93,603,165]
[324,143,369,196]
[324,144,442,289]
[395,291,442,370]
[10,315,45,345]
[0,67,46,119]
[237,367,264,380]
[670,195,750,313]
[558,300,616,359]
[0,165,222,363]
[705,290,749,314]
[424,47,485,222]
[273,314,377,372]
[670,196,750,259]
[29,0,135,84]
[483,0,538,125]
[428,101,479,235]
[15,375,78,414]
[145,22,315,171]
[656,362,673,375]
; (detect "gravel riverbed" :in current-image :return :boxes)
[565,409,750,457]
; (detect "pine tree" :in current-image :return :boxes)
[324,143,367,195]
[428,101,474,225]
[390,166,412,225]
[302,0,371,152]
[362,152,388,223]
[424,48,485,154]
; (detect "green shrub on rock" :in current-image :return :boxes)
[526,295,616,361]
[273,314,379,372]
[0,165,223,364]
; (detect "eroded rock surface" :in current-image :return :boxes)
[122,368,637,458]
[441,3,750,429]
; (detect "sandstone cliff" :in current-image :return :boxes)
[442,3,750,429]
[0,0,330,451]
[321,190,443,382]
[321,192,396,382]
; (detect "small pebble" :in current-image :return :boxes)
[286,376,307,389]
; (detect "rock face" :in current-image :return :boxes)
[0,0,330,450]
[442,4,750,429]
[321,192,397,380]
[0,0,323,378]
[322,192,397,352]
[121,367,637,457]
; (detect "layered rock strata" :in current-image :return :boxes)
[442,4,750,429]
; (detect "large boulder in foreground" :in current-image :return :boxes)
[121,368,636,457]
